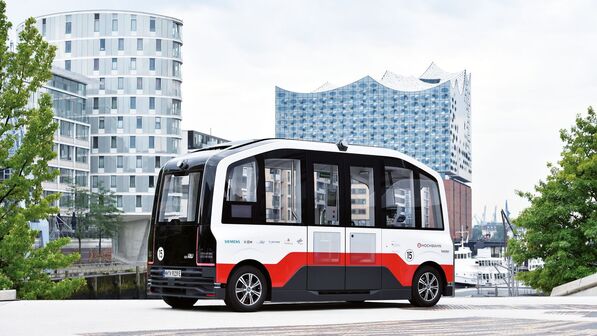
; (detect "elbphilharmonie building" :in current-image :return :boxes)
[275,63,472,238]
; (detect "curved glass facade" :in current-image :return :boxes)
[31,10,183,214]
[275,64,471,182]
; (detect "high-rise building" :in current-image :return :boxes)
[39,68,91,212]
[23,10,184,262]
[275,63,472,239]
[182,130,228,152]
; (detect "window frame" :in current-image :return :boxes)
[221,149,307,226]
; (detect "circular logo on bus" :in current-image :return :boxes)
[157,247,164,261]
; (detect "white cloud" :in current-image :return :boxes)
[6,0,597,218]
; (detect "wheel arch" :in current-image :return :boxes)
[226,259,272,301]
[416,261,447,292]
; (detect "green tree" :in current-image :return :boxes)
[88,185,122,260]
[0,1,84,298]
[509,107,597,293]
[67,183,91,255]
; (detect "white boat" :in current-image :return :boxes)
[454,244,509,287]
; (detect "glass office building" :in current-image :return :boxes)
[276,63,472,238]
[23,10,183,261]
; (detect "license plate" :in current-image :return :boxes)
[163,269,182,278]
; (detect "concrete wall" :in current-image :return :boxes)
[113,216,150,265]
[551,272,597,296]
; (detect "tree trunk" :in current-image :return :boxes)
[77,236,82,255]
[98,229,102,262]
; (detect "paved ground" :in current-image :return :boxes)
[0,296,596,335]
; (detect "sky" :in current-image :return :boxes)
[5,0,597,220]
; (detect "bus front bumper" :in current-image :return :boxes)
[148,266,223,299]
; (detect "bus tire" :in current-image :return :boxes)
[409,266,442,307]
[225,265,268,312]
[163,296,198,309]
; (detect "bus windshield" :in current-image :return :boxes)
[158,171,202,224]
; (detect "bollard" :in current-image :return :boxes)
[135,266,140,298]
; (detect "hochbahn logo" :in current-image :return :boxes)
[417,243,441,248]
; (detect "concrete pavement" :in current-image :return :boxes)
[0,296,595,335]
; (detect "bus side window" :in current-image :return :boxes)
[225,158,258,219]
[382,166,415,228]
[313,164,340,226]
[264,158,302,224]
[419,175,444,229]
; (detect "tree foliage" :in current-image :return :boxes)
[0,0,84,298]
[509,107,597,293]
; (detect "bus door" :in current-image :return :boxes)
[307,162,345,290]
[345,165,382,290]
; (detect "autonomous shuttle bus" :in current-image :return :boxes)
[147,139,454,311]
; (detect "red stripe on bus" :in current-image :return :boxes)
[216,252,453,287]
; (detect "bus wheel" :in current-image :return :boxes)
[225,266,268,312]
[409,266,442,307]
[163,297,198,309]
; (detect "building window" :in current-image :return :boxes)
[92,176,98,188]
[111,136,117,149]
[149,175,155,188]
[75,148,88,163]
[136,195,142,208]
[130,176,136,188]
[65,41,71,53]
[65,15,72,34]
[92,137,98,149]
[136,116,142,128]
[99,77,105,90]
[173,42,181,58]
[99,38,106,51]
[130,58,136,70]
[94,13,100,32]
[98,156,104,169]
[149,17,156,32]
[130,136,136,148]
[42,18,46,36]
[111,175,117,188]
[155,78,161,91]
[118,38,124,51]
[136,77,143,90]
[155,39,161,52]
[149,97,155,110]
[136,156,142,169]
[130,14,137,32]
[116,195,123,207]
[172,61,181,77]
[65,60,71,71]
[98,117,105,130]
[130,97,137,110]
[112,14,118,32]
[149,58,155,71]
[117,155,123,168]
[155,117,161,129]
[93,58,99,71]
[117,116,123,129]
[93,97,99,110]
[117,77,124,90]
[112,58,118,70]
[149,136,155,149]
[155,156,161,168]
[111,97,117,109]
[60,144,72,161]
[137,38,143,51]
